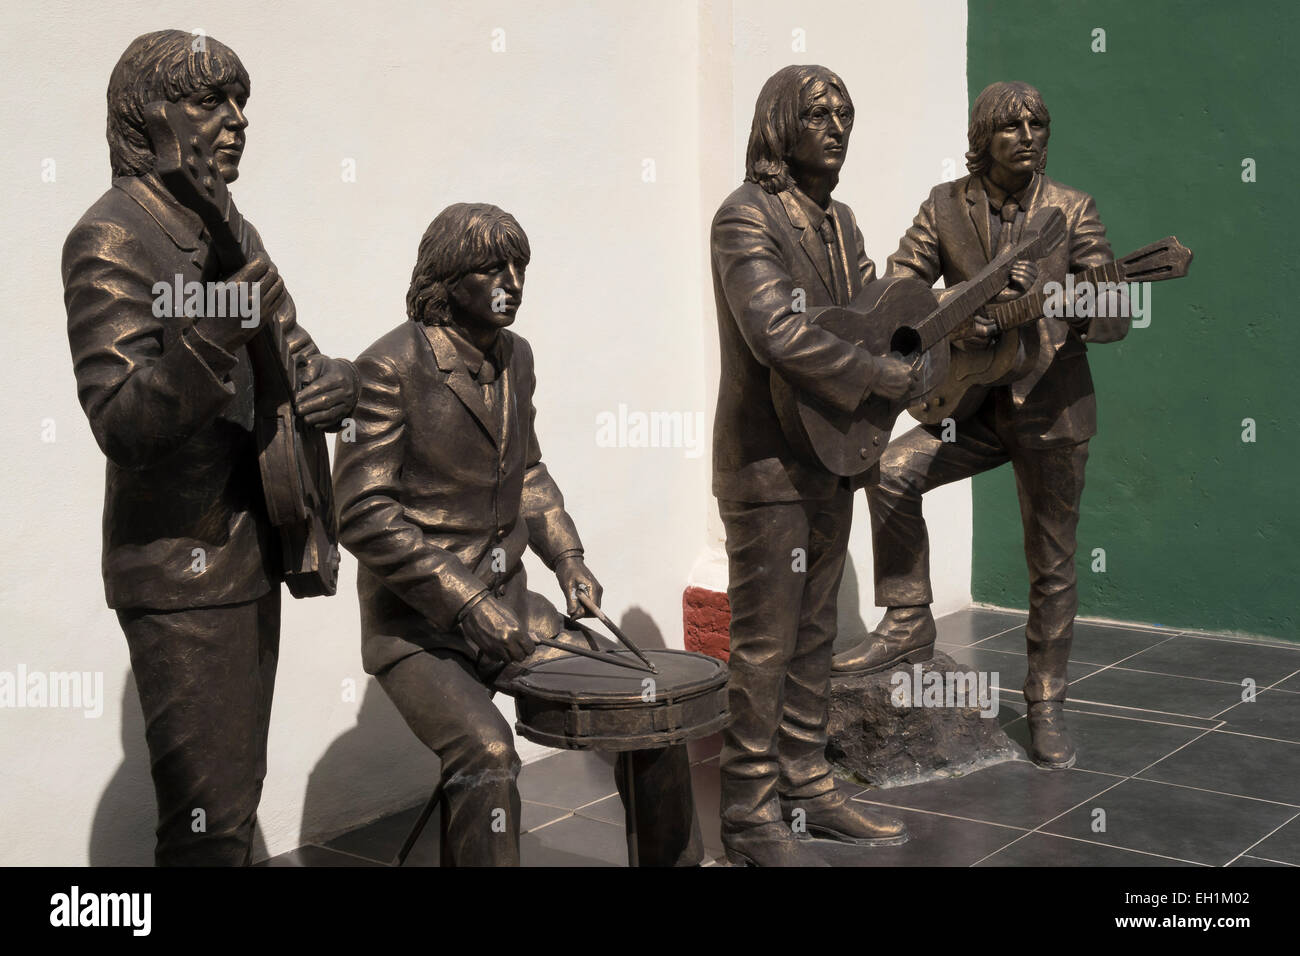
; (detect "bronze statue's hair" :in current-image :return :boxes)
[744,64,852,195]
[406,203,532,325]
[107,30,250,178]
[965,81,1051,177]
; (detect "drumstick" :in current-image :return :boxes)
[532,636,657,674]
[574,591,658,674]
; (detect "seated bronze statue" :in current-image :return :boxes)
[333,202,702,866]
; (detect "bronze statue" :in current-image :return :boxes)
[332,203,702,867]
[832,81,1130,771]
[710,65,912,865]
[62,30,358,865]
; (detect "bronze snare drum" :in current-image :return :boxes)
[513,648,729,752]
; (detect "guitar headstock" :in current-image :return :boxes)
[1116,237,1194,282]
[1019,207,1067,261]
[142,100,232,231]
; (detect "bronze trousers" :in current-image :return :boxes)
[717,489,853,834]
[118,589,281,866]
[378,643,703,866]
[866,391,1089,703]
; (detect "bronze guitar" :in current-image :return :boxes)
[771,207,1067,477]
[143,101,340,598]
[908,236,1194,425]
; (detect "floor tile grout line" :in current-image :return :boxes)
[994,690,1228,731]
[1163,633,1300,652]
[1129,726,1218,779]
[523,811,577,834]
[969,766,1136,866]
[1236,855,1299,867]
[1092,664,1287,690]
[847,797,1035,833]
[1205,727,1300,747]
[986,830,1210,867]
[1223,808,1300,867]
[1127,775,1300,810]
[1059,695,1228,723]
[966,622,1033,646]
[308,843,389,867]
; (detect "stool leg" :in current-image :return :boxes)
[619,751,639,867]
[392,784,441,867]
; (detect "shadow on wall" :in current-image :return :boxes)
[296,677,441,853]
[837,551,872,650]
[89,670,268,866]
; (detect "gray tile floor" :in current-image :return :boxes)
[266,607,1300,867]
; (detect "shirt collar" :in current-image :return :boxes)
[981,172,1035,211]
[788,184,832,232]
[443,325,503,382]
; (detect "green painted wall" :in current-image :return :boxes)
[966,0,1298,639]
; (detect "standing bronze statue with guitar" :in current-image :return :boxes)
[710,65,916,866]
[62,30,357,864]
[833,81,1191,770]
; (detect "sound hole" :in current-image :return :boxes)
[890,325,922,358]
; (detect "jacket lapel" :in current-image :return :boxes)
[964,176,994,262]
[419,324,498,447]
[115,174,206,271]
[777,190,836,299]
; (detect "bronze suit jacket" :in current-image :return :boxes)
[63,174,321,610]
[711,182,879,503]
[887,172,1125,447]
[333,321,583,676]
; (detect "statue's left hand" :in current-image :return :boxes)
[295,355,358,428]
[556,556,603,618]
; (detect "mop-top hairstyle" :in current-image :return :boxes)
[744,64,852,195]
[965,81,1051,177]
[106,29,250,178]
[406,203,531,325]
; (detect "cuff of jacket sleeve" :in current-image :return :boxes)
[455,588,491,627]
[182,325,240,381]
[549,548,584,570]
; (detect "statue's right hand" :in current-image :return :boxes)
[461,596,536,664]
[190,253,285,353]
[870,355,915,401]
[952,313,999,352]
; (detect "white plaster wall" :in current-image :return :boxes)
[0,0,972,865]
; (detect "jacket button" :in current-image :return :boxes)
[496,528,506,539]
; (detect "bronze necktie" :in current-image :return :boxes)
[818,216,850,306]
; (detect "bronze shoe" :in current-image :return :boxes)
[831,605,937,675]
[1027,701,1077,769]
[782,790,909,847]
[722,821,831,867]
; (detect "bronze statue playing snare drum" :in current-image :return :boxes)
[333,203,708,866]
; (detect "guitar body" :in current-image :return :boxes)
[908,330,1019,425]
[247,324,340,599]
[771,276,947,477]
[144,101,339,598]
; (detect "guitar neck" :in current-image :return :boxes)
[984,260,1125,332]
[916,247,1020,352]
[205,193,251,276]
